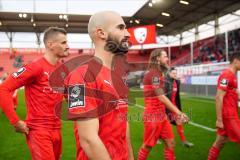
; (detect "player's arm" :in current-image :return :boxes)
[126,122,134,160]
[0,77,29,134]
[65,68,110,159]
[0,65,40,133]
[215,89,226,129]
[156,88,181,114]
[155,88,188,123]
[12,89,18,98]
[0,78,20,124]
[237,89,240,100]
[76,118,111,160]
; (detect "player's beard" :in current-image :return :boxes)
[159,62,168,74]
[104,34,130,55]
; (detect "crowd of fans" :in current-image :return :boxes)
[194,28,240,64]
[228,28,240,57]
[0,29,240,74]
[193,34,226,64]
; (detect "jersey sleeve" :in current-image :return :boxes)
[143,70,165,99]
[217,72,231,92]
[64,66,99,119]
[0,63,41,125]
[144,70,164,89]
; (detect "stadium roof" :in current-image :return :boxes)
[0,0,240,36]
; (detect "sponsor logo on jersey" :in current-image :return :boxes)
[68,84,85,108]
[104,80,111,85]
[152,76,160,85]
[12,67,26,78]
[44,71,50,78]
[220,78,228,87]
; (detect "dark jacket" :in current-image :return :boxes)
[164,74,182,125]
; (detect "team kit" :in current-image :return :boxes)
[0,11,240,160]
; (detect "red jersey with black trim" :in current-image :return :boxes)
[143,69,166,119]
[171,80,177,106]
[0,57,62,129]
[217,69,239,119]
[64,62,128,160]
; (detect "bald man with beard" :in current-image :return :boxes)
[64,11,134,160]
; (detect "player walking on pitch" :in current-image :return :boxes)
[0,27,69,160]
[64,11,134,160]
[138,49,189,160]
[208,53,240,160]
[165,67,194,148]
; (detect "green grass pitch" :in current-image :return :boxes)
[0,90,239,159]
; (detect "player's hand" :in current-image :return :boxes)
[216,119,224,129]
[14,120,29,134]
[176,113,189,124]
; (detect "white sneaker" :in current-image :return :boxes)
[181,141,194,148]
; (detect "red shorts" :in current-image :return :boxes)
[217,118,240,143]
[26,129,62,160]
[143,119,174,147]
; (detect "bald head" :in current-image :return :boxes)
[88,11,123,41]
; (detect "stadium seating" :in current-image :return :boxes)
[1,28,240,77]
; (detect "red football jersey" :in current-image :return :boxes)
[64,60,128,160]
[0,57,62,129]
[143,69,166,121]
[217,69,239,119]
[171,80,177,106]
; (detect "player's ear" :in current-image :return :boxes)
[96,27,107,40]
[46,40,54,49]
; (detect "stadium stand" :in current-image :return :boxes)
[1,26,240,77]
[1,1,240,160]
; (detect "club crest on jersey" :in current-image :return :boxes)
[12,67,26,78]
[220,79,228,87]
[68,84,85,108]
[152,76,160,85]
